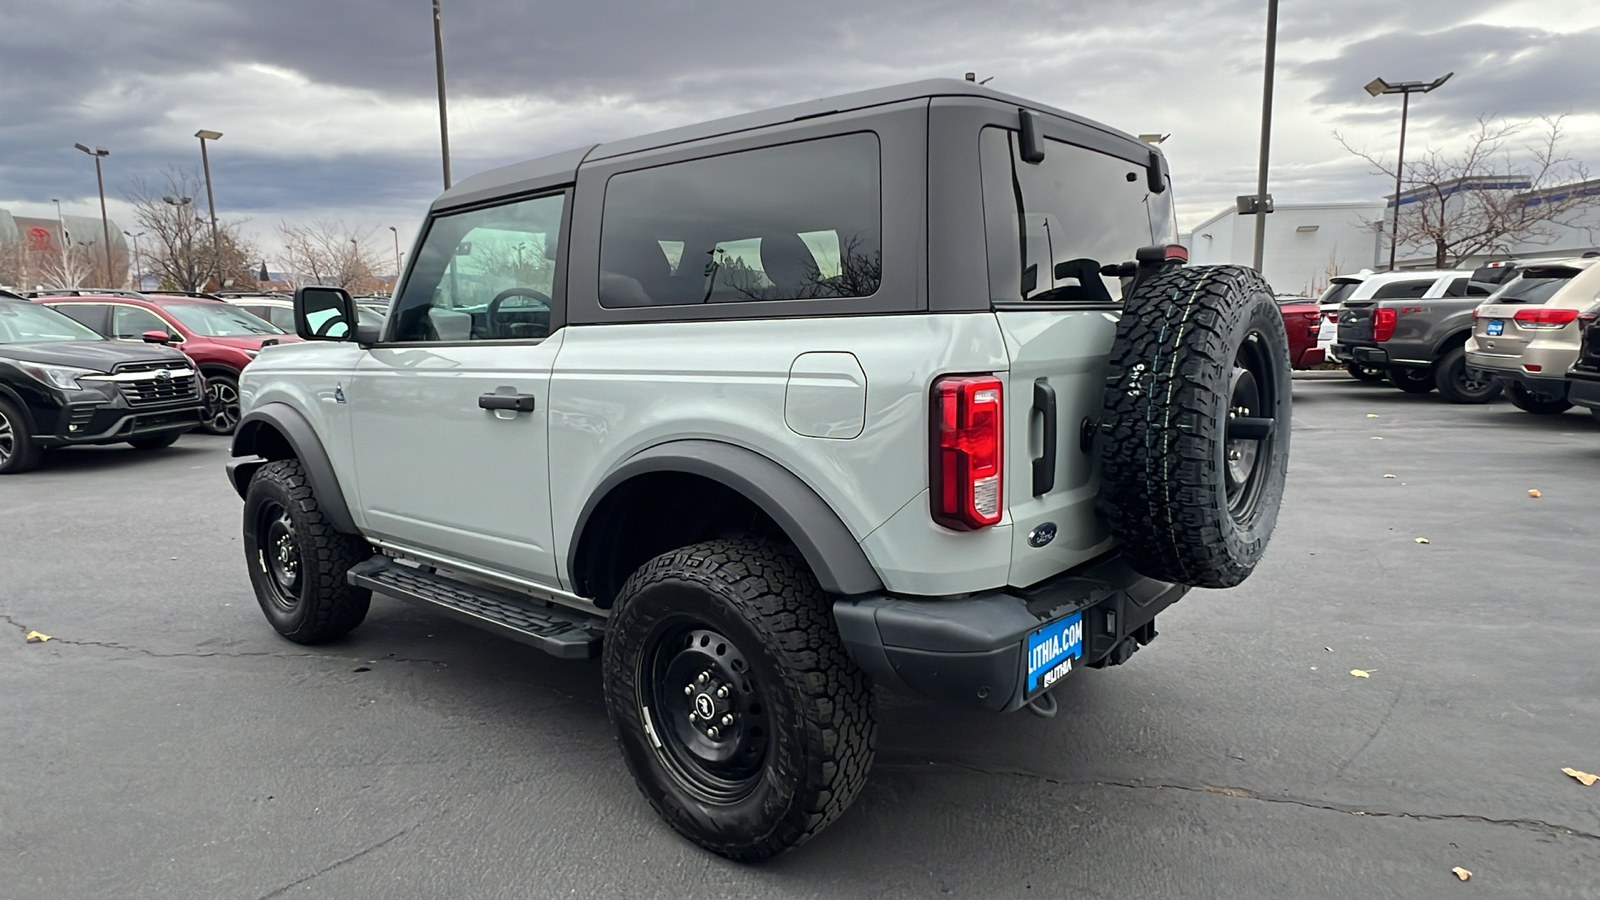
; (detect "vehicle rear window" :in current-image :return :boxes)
[1318,281,1359,306]
[599,133,882,308]
[1489,275,1571,305]
[164,302,282,336]
[1371,279,1434,300]
[979,127,1177,304]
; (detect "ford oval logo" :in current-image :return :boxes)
[1027,522,1058,548]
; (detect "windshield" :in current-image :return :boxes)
[164,302,283,336]
[1489,275,1571,305]
[0,302,104,344]
[1318,282,1359,306]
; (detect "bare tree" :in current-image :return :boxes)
[39,241,97,288]
[277,221,388,293]
[0,240,34,290]
[1339,115,1598,268]
[127,170,259,292]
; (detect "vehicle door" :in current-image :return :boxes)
[972,112,1179,586]
[346,190,567,587]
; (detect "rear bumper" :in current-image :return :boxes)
[1565,369,1600,410]
[833,552,1188,713]
[1292,347,1326,369]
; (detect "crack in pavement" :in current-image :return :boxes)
[255,822,419,899]
[884,760,1600,843]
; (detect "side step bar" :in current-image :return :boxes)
[348,556,603,659]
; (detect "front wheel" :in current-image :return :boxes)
[1434,347,1502,404]
[243,459,372,643]
[200,373,242,435]
[1389,366,1437,394]
[603,540,876,862]
[1346,362,1388,383]
[1506,382,1572,415]
[0,397,42,474]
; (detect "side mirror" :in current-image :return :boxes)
[141,330,172,344]
[294,286,356,341]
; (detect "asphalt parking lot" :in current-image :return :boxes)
[2,375,1598,900]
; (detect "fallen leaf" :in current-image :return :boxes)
[1452,867,1472,882]
[1371,436,1384,440]
[1367,414,1380,418]
[1415,537,1430,544]
[24,631,51,643]
[1324,647,1333,652]
[1350,669,1371,678]
[1383,474,1396,478]
[1562,767,1598,786]
[1528,489,1542,498]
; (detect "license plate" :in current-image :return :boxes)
[1486,319,1504,336]
[1025,611,1084,696]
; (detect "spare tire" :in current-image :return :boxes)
[1097,265,1290,589]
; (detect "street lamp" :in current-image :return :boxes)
[1365,72,1453,271]
[389,226,402,276]
[432,0,452,188]
[195,129,223,287]
[50,199,67,247]
[1250,0,1280,273]
[73,144,114,286]
[123,230,145,290]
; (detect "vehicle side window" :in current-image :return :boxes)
[391,192,565,342]
[1371,280,1433,300]
[111,305,173,340]
[598,133,882,308]
[50,303,110,333]
[1444,277,1468,297]
[1466,282,1493,296]
[247,306,297,331]
[979,126,1177,304]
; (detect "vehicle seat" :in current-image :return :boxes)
[759,233,820,299]
[427,307,474,341]
[600,237,673,306]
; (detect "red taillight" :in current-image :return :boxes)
[931,375,1003,530]
[1373,308,1397,342]
[1513,307,1581,328]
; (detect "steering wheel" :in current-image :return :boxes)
[313,316,348,338]
[486,287,553,338]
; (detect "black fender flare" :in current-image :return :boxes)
[569,440,883,598]
[227,402,359,534]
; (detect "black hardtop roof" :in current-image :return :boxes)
[434,79,1150,211]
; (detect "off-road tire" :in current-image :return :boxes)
[0,397,42,474]
[1389,366,1437,394]
[1346,362,1387,383]
[127,432,182,450]
[603,539,876,862]
[1434,346,1502,404]
[1098,265,1290,589]
[243,459,371,643]
[1506,382,1572,415]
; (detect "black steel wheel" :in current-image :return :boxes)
[0,397,41,474]
[1388,366,1437,394]
[603,539,875,862]
[201,373,242,435]
[243,459,372,643]
[1435,346,1502,404]
[1346,362,1388,383]
[1224,340,1279,524]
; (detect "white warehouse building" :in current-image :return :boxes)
[1182,202,1386,298]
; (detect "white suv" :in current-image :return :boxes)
[226,80,1291,861]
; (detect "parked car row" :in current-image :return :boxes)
[1322,257,1600,420]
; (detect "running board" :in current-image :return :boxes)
[348,557,603,659]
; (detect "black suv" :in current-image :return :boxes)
[0,295,205,473]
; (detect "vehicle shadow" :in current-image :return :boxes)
[33,438,221,472]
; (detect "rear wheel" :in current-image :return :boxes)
[1389,366,1436,394]
[1346,362,1387,383]
[128,432,182,450]
[0,398,42,474]
[1506,382,1572,415]
[243,459,372,643]
[1434,346,1502,404]
[603,539,875,861]
[200,373,242,435]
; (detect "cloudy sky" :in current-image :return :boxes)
[3,0,1598,270]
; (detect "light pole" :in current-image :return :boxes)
[195,129,223,286]
[1364,73,1452,271]
[50,199,67,247]
[1251,0,1279,273]
[123,230,145,290]
[389,226,402,276]
[73,144,114,287]
[432,0,452,188]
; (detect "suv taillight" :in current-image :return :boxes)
[1373,308,1397,342]
[931,375,1003,530]
[1513,307,1581,328]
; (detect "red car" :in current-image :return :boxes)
[1277,296,1323,369]
[33,293,300,434]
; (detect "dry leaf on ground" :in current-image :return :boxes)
[1371,436,1384,440]
[1415,537,1430,544]
[1350,669,1371,678]
[1528,489,1542,498]
[1562,767,1598,786]
[1367,414,1380,418]
[1383,474,1396,478]
[24,631,51,643]
[1451,867,1472,882]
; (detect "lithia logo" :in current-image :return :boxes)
[1028,619,1083,673]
